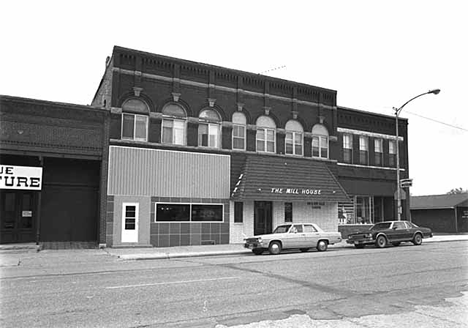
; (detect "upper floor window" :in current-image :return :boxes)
[232,112,246,150]
[389,140,396,167]
[312,124,329,159]
[256,116,276,153]
[359,136,369,165]
[162,104,187,145]
[374,139,383,166]
[343,134,353,163]
[198,109,221,148]
[285,120,303,156]
[121,99,149,141]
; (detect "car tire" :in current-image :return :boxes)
[354,244,365,249]
[268,241,282,255]
[299,248,310,252]
[316,240,328,252]
[252,249,263,255]
[375,235,387,248]
[412,233,423,245]
[392,242,401,247]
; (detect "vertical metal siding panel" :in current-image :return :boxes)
[108,146,230,198]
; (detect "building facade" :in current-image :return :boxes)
[92,46,409,248]
[411,193,468,233]
[0,96,108,246]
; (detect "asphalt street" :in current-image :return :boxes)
[1,241,467,327]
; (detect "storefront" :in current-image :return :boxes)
[0,95,107,247]
[107,146,231,247]
[229,154,350,242]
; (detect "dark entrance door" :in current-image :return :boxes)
[0,191,36,244]
[254,201,273,235]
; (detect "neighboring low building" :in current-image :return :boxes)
[411,193,468,233]
[0,96,109,246]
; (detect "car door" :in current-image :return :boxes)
[284,224,305,248]
[392,221,409,241]
[303,224,319,247]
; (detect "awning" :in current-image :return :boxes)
[231,155,350,202]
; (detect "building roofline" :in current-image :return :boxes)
[338,105,408,121]
[112,45,337,95]
[0,94,107,114]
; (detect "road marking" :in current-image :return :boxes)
[105,276,240,289]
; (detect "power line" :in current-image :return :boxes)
[405,110,468,132]
[257,65,286,75]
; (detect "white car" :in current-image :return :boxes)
[244,223,342,255]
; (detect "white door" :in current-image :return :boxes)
[122,203,138,243]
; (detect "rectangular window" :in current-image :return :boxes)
[234,202,243,223]
[356,196,373,224]
[124,205,137,229]
[232,125,246,150]
[359,136,368,165]
[162,119,185,145]
[285,202,293,222]
[155,204,223,222]
[156,204,190,222]
[257,128,276,153]
[389,140,396,167]
[198,123,220,148]
[191,205,223,222]
[374,139,383,166]
[122,114,148,141]
[286,132,303,155]
[343,134,353,163]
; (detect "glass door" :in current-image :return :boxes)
[254,201,272,235]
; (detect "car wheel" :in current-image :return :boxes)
[252,249,263,255]
[268,241,282,255]
[412,233,423,245]
[299,248,310,252]
[354,244,365,249]
[316,240,328,252]
[375,235,387,248]
[392,242,401,247]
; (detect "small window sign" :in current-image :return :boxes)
[22,210,32,217]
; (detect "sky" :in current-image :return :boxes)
[1,0,467,196]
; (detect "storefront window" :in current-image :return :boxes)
[234,202,243,223]
[156,204,190,221]
[192,205,223,222]
[284,202,293,222]
[156,204,223,222]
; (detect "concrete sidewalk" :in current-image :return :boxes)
[1,234,467,263]
[105,233,468,261]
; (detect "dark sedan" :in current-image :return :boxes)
[346,220,433,249]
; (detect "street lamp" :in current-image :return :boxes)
[394,89,440,221]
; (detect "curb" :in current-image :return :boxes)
[116,237,468,261]
[118,249,251,260]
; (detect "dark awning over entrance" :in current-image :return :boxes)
[231,155,350,202]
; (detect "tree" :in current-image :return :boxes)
[447,188,467,194]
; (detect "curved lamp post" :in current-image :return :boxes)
[394,89,440,221]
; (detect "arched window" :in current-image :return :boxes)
[232,112,246,150]
[256,116,276,153]
[312,124,329,158]
[121,99,149,141]
[161,104,187,145]
[285,120,303,156]
[198,109,221,148]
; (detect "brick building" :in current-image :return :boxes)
[0,96,108,246]
[91,46,409,247]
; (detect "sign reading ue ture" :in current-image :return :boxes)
[270,188,321,195]
[0,165,43,190]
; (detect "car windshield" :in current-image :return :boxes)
[370,222,392,231]
[273,225,292,233]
